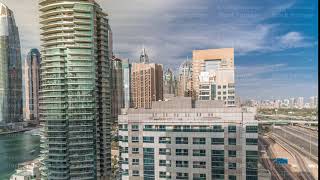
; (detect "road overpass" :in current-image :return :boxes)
[256,120,318,125]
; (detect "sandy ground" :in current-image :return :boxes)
[270,141,318,178]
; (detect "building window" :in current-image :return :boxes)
[159,160,166,166]
[228,125,236,133]
[131,124,139,131]
[144,125,153,131]
[217,85,221,89]
[122,169,128,176]
[176,172,189,180]
[132,159,139,165]
[246,126,258,133]
[193,173,206,180]
[229,163,237,170]
[228,150,236,157]
[246,138,258,145]
[246,151,258,180]
[193,161,206,168]
[143,136,154,143]
[176,149,188,156]
[193,137,206,144]
[223,85,227,89]
[159,171,167,178]
[119,124,128,130]
[229,175,237,180]
[131,136,139,143]
[159,137,171,144]
[228,138,236,145]
[160,172,171,178]
[143,148,155,179]
[176,137,188,144]
[193,149,206,156]
[132,148,139,154]
[212,150,224,179]
[176,161,188,168]
[132,170,139,176]
[159,148,171,155]
[123,147,128,153]
[122,158,128,164]
[158,125,166,131]
[211,138,224,145]
[212,125,224,132]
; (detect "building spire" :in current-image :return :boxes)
[140,46,149,63]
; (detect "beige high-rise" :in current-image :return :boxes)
[192,48,235,106]
[131,62,163,109]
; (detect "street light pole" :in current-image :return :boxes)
[309,131,312,158]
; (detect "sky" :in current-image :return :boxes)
[1,0,318,100]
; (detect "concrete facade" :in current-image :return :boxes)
[192,48,235,106]
[131,60,163,109]
[118,97,258,180]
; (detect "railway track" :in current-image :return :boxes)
[268,133,315,180]
[259,138,283,180]
[259,136,298,180]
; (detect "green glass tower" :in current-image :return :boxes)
[39,0,112,179]
[0,3,23,124]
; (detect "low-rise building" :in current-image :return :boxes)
[10,158,41,180]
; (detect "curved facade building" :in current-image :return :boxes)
[0,3,22,124]
[39,0,112,179]
[24,49,41,123]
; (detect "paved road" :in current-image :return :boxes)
[273,127,318,158]
[281,126,318,145]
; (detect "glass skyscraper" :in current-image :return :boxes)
[39,0,112,179]
[0,3,23,124]
[23,48,41,123]
[122,59,131,108]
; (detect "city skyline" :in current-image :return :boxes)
[0,1,317,180]
[0,0,318,99]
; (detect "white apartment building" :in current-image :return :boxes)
[118,97,258,180]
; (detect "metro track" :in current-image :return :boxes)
[259,136,298,180]
[267,133,315,180]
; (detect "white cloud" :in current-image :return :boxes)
[280,32,303,44]
[1,0,308,63]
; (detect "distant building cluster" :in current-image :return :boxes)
[244,96,318,109]
[2,0,306,179]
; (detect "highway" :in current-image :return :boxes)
[272,126,318,159]
[291,125,318,138]
[268,133,316,180]
[279,126,318,146]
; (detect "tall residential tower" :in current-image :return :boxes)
[23,49,41,123]
[112,56,124,123]
[39,0,112,179]
[131,49,163,109]
[0,3,22,124]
